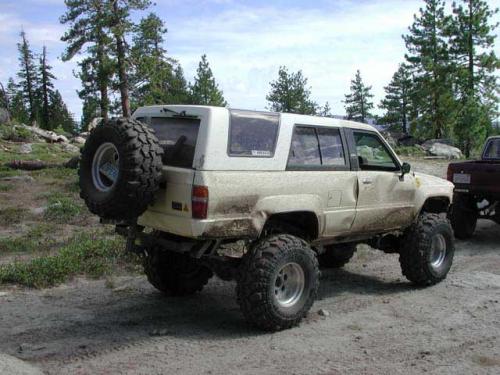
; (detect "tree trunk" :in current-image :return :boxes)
[113,0,131,118]
[41,47,50,129]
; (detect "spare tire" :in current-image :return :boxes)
[79,117,163,220]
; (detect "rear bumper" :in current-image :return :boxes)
[137,209,259,239]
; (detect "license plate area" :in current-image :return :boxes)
[453,173,471,184]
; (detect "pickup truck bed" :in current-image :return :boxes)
[447,136,500,238]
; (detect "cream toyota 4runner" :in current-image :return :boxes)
[79,105,455,331]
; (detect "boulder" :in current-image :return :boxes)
[428,143,463,159]
[15,124,68,143]
[61,143,80,153]
[421,138,454,151]
[71,136,86,144]
[19,143,32,154]
[0,107,10,124]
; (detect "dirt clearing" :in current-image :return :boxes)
[0,157,499,374]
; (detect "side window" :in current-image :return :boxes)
[288,127,321,166]
[354,132,398,171]
[317,128,346,166]
[229,110,279,157]
[288,126,347,168]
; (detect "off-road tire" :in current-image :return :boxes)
[236,234,320,331]
[318,243,356,268]
[399,213,454,286]
[143,249,213,296]
[449,194,477,239]
[79,117,163,220]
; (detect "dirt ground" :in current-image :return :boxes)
[1,158,499,375]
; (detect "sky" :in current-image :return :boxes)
[0,0,499,122]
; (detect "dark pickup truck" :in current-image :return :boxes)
[447,136,500,238]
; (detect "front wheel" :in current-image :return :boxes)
[236,234,319,331]
[399,213,454,286]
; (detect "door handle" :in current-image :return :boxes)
[362,178,373,185]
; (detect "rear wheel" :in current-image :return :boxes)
[449,194,477,239]
[236,234,319,331]
[318,243,356,268]
[399,213,454,286]
[143,248,213,296]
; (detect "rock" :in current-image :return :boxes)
[79,132,90,139]
[0,353,43,375]
[0,291,9,297]
[0,107,10,124]
[30,207,46,215]
[88,117,103,131]
[318,309,330,317]
[15,124,68,143]
[71,136,86,145]
[428,143,463,159]
[421,138,454,151]
[61,143,80,153]
[0,175,34,182]
[19,143,32,154]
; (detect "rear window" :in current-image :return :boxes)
[228,110,279,157]
[483,138,500,159]
[138,116,200,168]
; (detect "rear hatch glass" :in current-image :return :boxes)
[138,116,200,168]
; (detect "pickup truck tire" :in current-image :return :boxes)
[399,213,454,286]
[449,195,477,239]
[143,249,213,296]
[79,117,163,220]
[318,243,356,268]
[236,234,319,331]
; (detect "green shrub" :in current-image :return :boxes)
[0,224,57,253]
[0,124,32,142]
[394,146,426,157]
[44,194,81,222]
[0,233,138,288]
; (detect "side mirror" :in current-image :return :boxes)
[401,162,411,179]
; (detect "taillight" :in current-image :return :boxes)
[446,164,453,181]
[192,185,208,219]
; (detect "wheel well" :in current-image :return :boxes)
[421,197,451,214]
[263,211,319,241]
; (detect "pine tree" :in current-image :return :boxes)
[448,0,500,156]
[109,0,151,117]
[0,82,8,111]
[266,66,317,114]
[130,13,189,109]
[37,46,57,130]
[61,0,114,121]
[379,63,413,133]
[320,101,333,117]
[17,31,38,124]
[190,54,227,106]
[343,70,374,123]
[6,78,29,124]
[49,90,76,134]
[403,0,455,139]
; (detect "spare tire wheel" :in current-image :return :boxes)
[79,117,164,220]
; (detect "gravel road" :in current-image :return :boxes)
[0,159,499,374]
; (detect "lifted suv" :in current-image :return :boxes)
[79,105,455,331]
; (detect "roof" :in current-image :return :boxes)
[135,104,377,132]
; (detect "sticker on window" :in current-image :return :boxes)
[251,150,272,157]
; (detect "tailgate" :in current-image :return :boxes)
[144,167,195,218]
[450,161,500,196]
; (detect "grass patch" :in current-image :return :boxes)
[0,140,77,164]
[33,168,79,192]
[0,183,13,191]
[44,193,81,223]
[0,224,57,253]
[0,232,139,288]
[0,207,29,225]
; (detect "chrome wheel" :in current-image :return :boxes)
[430,233,447,268]
[91,142,120,192]
[274,262,305,308]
